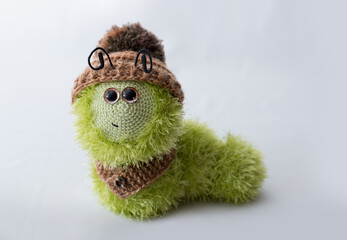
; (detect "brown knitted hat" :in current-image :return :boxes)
[71,23,184,103]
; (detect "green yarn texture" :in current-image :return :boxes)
[72,81,266,220]
[91,81,156,142]
[72,81,183,168]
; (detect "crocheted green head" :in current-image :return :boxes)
[91,81,158,142]
[72,80,183,167]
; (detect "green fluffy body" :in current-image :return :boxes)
[73,81,266,219]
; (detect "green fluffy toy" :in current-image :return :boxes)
[71,23,266,219]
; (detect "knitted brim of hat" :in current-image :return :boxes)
[71,51,184,104]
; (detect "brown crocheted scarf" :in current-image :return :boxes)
[95,149,176,199]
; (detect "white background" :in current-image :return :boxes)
[0,0,346,239]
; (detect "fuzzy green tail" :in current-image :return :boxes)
[178,120,266,203]
[210,135,266,203]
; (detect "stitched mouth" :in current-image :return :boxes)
[111,123,119,128]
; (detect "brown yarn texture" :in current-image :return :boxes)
[95,149,176,199]
[98,23,166,63]
[71,51,184,103]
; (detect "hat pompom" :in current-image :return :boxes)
[98,23,166,63]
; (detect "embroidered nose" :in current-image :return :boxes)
[115,177,127,189]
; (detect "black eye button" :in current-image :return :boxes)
[104,88,119,104]
[115,177,127,189]
[122,87,138,103]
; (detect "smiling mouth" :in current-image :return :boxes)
[111,123,119,128]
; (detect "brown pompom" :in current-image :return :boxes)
[98,23,166,63]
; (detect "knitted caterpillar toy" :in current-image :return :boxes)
[72,23,266,219]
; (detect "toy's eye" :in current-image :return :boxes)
[104,88,119,104]
[122,87,138,103]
